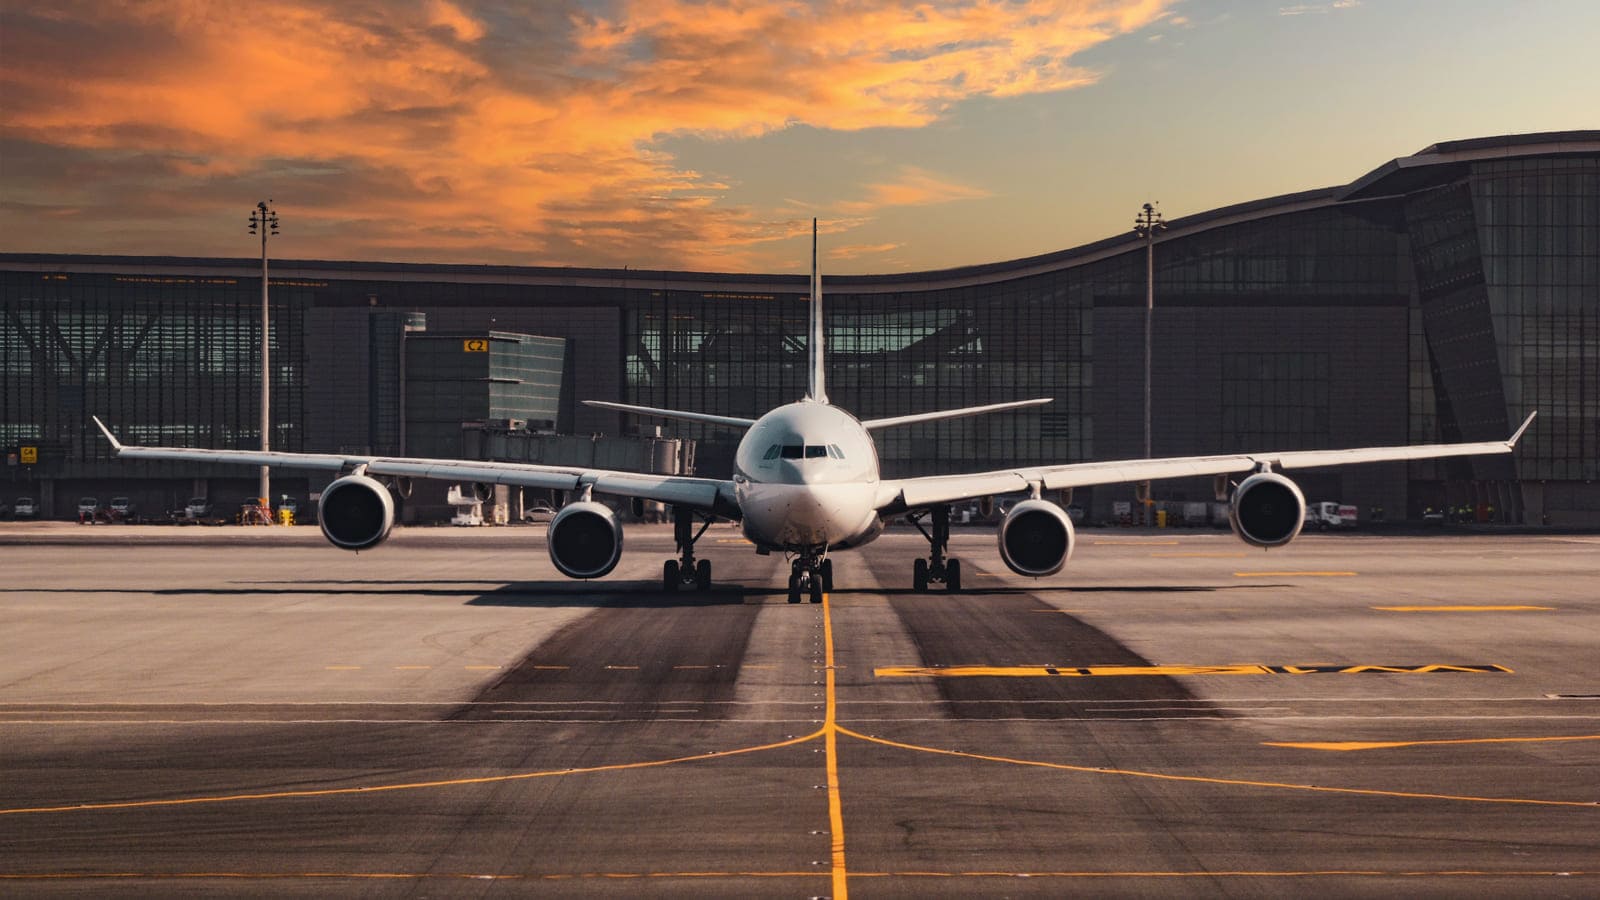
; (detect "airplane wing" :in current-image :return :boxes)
[91,417,737,516]
[881,412,1536,511]
[859,398,1053,431]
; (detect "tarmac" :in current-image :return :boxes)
[1,521,1597,897]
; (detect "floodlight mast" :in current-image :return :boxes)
[248,200,279,515]
[1133,202,1167,522]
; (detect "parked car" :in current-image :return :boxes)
[184,497,213,519]
[13,497,37,519]
[109,496,136,520]
[523,502,556,523]
[77,497,101,521]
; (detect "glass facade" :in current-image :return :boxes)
[3,133,1597,523]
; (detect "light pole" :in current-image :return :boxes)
[1133,202,1166,522]
[249,200,279,515]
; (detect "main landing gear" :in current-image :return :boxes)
[662,506,715,592]
[907,505,961,593]
[786,549,832,604]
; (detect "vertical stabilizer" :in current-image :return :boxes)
[807,218,828,403]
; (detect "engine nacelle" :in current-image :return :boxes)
[547,500,624,579]
[997,498,1075,577]
[319,474,395,551]
[1229,471,1306,548]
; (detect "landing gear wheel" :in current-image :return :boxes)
[787,570,802,604]
[695,558,712,591]
[809,576,824,604]
[946,558,962,592]
[663,559,680,592]
[913,557,929,592]
[820,559,834,591]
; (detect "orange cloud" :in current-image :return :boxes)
[0,1,1177,270]
[839,167,991,214]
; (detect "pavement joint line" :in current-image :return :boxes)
[0,870,1591,882]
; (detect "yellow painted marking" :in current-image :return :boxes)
[1266,734,1600,752]
[0,730,825,816]
[1094,540,1181,546]
[835,726,1598,808]
[875,664,1512,678]
[1152,552,1248,558]
[715,538,754,544]
[1374,606,1554,612]
[324,666,361,671]
[822,592,849,900]
[1235,571,1356,577]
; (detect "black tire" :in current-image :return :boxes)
[913,558,929,592]
[820,559,834,591]
[663,559,679,592]
[695,558,712,591]
[787,571,802,604]
[809,576,824,604]
[946,558,962,592]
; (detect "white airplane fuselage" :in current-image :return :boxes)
[731,400,885,552]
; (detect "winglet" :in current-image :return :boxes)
[91,415,124,453]
[1507,410,1537,448]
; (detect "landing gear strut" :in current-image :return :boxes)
[908,505,962,592]
[786,549,830,604]
[662,506,715,592]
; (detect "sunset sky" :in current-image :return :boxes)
[2,1,1595,274]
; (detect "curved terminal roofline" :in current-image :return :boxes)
[3,131,1597,295]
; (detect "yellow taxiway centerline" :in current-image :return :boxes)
[1265,734,1600,752]
[822,591,849,900]
[874,664,1513,678]
[1235,571,1357,577]
[1373,605,1554,612]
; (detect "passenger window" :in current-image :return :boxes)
[781,445,803,459]
[763,444,781,460]
[805,445,827,458]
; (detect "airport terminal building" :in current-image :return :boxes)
[3,132,1597,524]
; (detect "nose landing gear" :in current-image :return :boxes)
[908,505,962,592]
[787,549,831,604]
[662,506,715,592]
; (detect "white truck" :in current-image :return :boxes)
[1305,501,1359,530]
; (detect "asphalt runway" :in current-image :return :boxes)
[2,522,1597,897]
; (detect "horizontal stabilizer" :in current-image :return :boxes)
[583,400,757,429]
[861,398,1052,431]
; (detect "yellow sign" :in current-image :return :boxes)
[463,339,489,352]
[20,446,37,464]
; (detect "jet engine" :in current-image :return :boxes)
[319,474,395,551]
[547,500,624,579]
[1229,471,1306,548]
[997,498,1075,577]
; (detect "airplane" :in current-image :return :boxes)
[93,222,1536,605]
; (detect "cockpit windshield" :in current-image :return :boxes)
[767,443,845,461]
